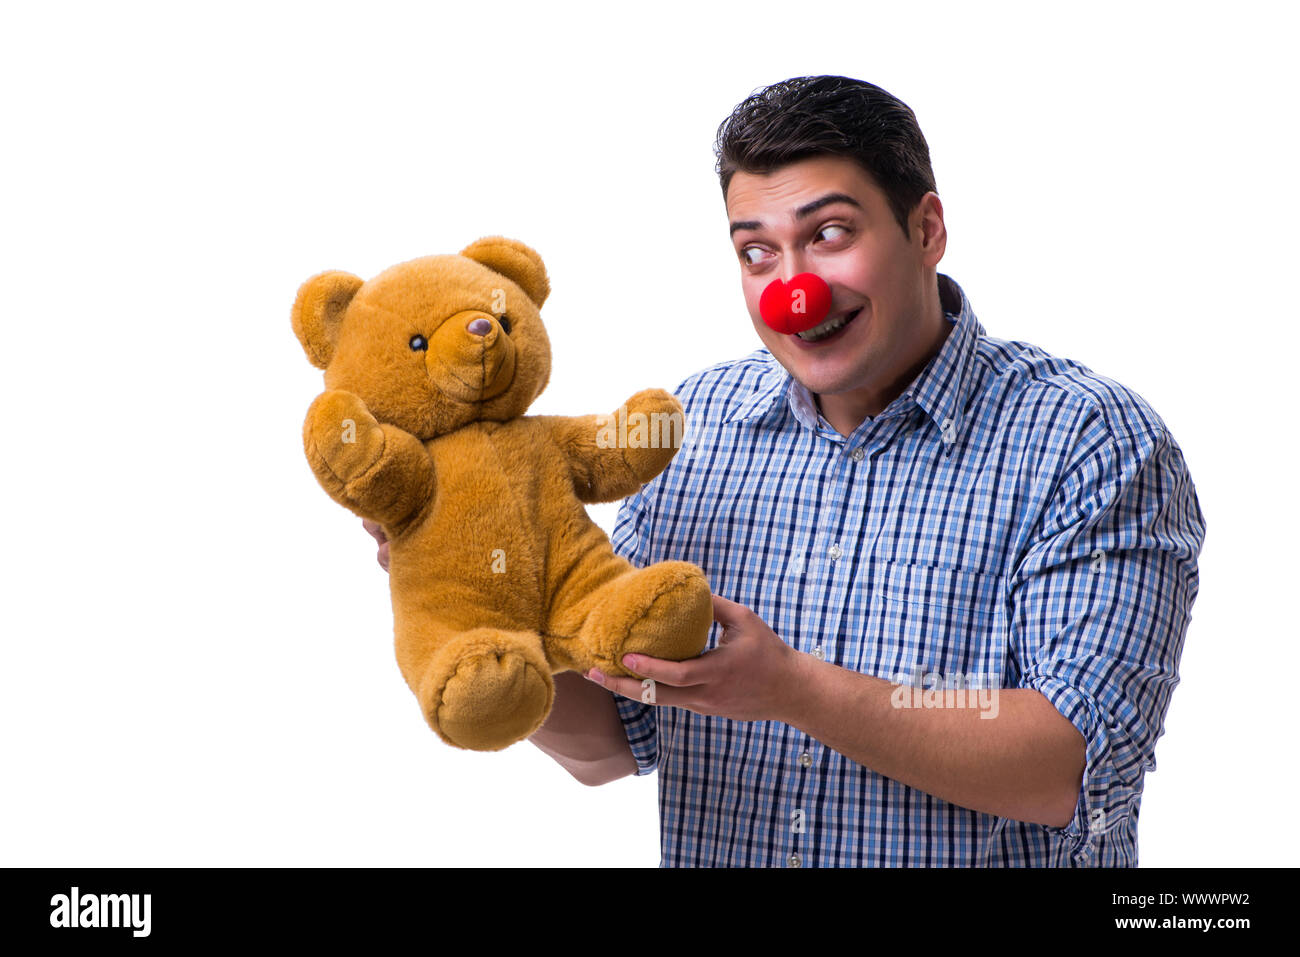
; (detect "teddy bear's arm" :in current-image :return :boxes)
[538,389,686,504]
[303,390,436,530]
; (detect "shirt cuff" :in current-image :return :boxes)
[1021,674,1119,865]
[614,694,658,776]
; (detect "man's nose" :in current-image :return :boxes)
[780,249,811,282]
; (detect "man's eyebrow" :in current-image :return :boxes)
[795,192,863,219]
[729,193,863,237]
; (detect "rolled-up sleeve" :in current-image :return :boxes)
[609,482,660,775]
[1008,415,1206,862]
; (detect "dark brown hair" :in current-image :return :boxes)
[714,76,937,238]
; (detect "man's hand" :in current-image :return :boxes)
[585,594,802,723]
[362,518,390,572]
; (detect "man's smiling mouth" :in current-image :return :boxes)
[795,307,863,342]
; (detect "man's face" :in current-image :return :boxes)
[726,155,943,406]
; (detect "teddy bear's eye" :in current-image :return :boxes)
[498,314,512,335]
[409,334,428,351]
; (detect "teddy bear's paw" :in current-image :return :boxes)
[304,390,385,483]
[623,388,681,419]
[425,630,554,752]
[618,389,685,483]
[589,562,712,675]
[621,441,678,487]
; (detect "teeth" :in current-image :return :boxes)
[797,309,856,341]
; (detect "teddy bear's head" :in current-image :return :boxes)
[292,236,552,439]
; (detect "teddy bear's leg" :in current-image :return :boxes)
[399,623,554,752]
[548,561,713,678]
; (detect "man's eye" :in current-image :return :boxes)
[409,334,428,351]
[817,224,849,242]
[741,247,769,266]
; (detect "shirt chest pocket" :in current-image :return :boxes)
[861,560,1008,688]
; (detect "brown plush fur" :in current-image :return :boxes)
[292,237,712,751]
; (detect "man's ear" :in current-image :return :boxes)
[291,270,364,369]
[459,236,550,309]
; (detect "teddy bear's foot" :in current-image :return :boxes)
[421,628,553,752]
[581,561,713,676]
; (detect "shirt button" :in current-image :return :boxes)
[799,751,813,768]
[813,645,825,661]
[788,853,802,868]
[850,446,865,462]
[828,543,842,560]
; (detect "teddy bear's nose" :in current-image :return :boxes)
[466,318,492,337]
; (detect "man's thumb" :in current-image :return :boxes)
[711,593,750,628]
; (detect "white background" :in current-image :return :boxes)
[1,0,1295,867]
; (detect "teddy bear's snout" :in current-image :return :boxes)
[427,309,518,402]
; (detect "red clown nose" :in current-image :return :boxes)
[759,273,833,334]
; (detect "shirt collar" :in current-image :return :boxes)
[723,274,985,456]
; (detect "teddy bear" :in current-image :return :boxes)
[291,236,713,752]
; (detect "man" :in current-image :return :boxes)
[367,76,1206,867]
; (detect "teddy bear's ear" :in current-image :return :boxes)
[459,236,550,309]
[291,270,365,369]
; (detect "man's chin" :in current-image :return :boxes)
[777,348,866,393]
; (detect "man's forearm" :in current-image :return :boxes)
[779,653,1085,828]
[529,671,638,786]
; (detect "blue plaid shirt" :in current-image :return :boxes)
[610,274,1205,867]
